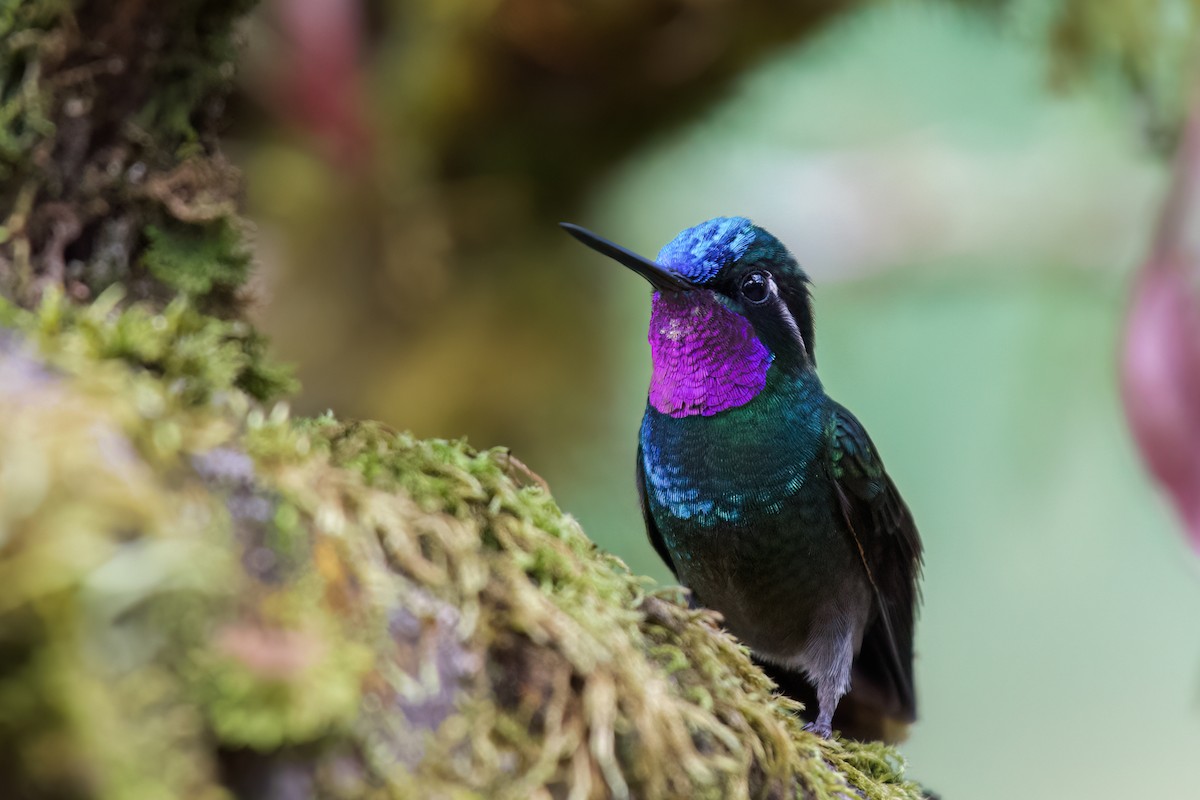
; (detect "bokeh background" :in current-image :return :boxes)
[239,2,1200,797]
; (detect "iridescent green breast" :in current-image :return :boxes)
[638,368,868,655]
[639,369,826,526]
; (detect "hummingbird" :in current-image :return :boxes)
[561,217,923,741]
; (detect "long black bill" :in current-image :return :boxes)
[560,222,693,292]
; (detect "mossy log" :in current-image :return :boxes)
[0,293,924,800]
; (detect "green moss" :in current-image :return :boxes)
[0,1,62,174]
[142,219,252,297]
[134,0,259,147]
[237,328,301,404]
[193,626,374,750]
[1,0,263,309]
[0,287,296,404]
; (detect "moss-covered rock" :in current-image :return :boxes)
[0,294,925,799]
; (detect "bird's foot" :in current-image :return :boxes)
[803,720,833,739]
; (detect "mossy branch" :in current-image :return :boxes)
[0,294,925,800]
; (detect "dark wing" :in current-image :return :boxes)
[825,402,923,722]
[636,441,678,578]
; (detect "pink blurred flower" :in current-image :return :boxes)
[269,0,372,166]
[1121,106,1200,551]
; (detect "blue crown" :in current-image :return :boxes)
[657,216,757,286]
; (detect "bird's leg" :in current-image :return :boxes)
[800,626,855,739]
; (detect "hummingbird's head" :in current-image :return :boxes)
[562,217,816,418]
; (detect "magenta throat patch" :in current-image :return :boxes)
[648,291,773,417]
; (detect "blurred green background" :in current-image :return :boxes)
[245,3,1200,797]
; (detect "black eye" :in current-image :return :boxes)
[740,271,771,304]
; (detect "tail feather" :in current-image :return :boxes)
[852,613,917,723]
